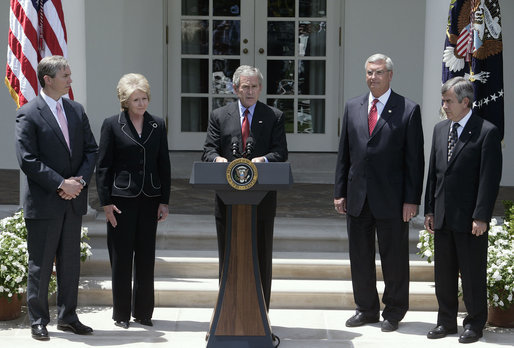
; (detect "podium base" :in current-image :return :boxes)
[207,335,274,348]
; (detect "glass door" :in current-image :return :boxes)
[168,0,340,151]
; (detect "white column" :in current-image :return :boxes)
[62,0,87,108]
[418,0,449,217]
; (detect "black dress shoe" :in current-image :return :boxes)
[427,325,458,339]
[381,319,399,332]
[115,320,130,329]
[31,324,49,340]
[458,328,482,343]
[345,312,380,327]
[135,318,153,326]
[57,320,93,335]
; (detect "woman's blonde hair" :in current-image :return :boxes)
[117,73,151,110]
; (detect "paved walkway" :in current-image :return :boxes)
[1,306,512,347]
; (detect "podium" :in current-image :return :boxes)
[190,161,293,348]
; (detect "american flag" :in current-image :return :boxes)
[5,0,72,108]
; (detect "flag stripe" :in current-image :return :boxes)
[5,0,71,108]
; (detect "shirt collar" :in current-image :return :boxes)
[369,88,391,106]
[40,89,63,113]
[238,101,257,117]
[452,109,472,129]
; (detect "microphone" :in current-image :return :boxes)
[231,136,241,157]
[244,136,255,158]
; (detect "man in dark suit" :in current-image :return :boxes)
[15,56,98,340]
[334,54,424,332]
[424,77,502,344]
[202,65,288,312]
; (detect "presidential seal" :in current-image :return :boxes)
[226,158,258,190]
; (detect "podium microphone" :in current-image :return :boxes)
[244,136,254,159]
[231,136,241,158]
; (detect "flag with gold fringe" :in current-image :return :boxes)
[442,0,504,139]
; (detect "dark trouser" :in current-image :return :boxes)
[215,193,276,311]
[26,202,82,325]
[347,201,410,321]
[107,195,159,322]
[434,226,488,333]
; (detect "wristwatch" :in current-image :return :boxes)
[79,178,86,187]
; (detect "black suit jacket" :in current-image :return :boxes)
[96,111,171,206]
[15,95,98,219]
[202,101,288,163]
[202,101,288,217]
[424,114,502,232]
[334,90,425,219]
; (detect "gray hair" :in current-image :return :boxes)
[441,76,474,107]
[117,73,151,111]
[365,53,394,72]
[233,65,263,88]
[37,55,69,88]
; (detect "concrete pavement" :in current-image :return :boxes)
[1,306,513,347]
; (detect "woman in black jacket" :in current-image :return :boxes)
[96,73,171,329]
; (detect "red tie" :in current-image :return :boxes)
[242,108,250,148]
[368,98,379,135]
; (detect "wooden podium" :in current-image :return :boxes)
[190,161,293,348]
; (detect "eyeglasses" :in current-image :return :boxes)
[366,70,389,77]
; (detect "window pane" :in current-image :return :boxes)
[212,59,239,94]
[299,0,327,17]
[298,99,325,133]
[299,21,326,56]
[182,20,209,54]
[182,0,208,15]
[213,0,240,16]
[213,20,240,55]
[298,60,325,95]
[268,21,295,56]
[268,99,294,133]
[182,97,208,132]
[268,0,295,17]
[213,97,237,110]
[267,60,295,95]
[182,59,209,93]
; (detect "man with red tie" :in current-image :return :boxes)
[202,65,288,312]
[334,54,425,332]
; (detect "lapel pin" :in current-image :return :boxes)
[151,122,158,128]
[259,120,263,124]
[388,109,392,113]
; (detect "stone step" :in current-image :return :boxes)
[82,214,427,253]
[80,249,434,282]
[77,276,439,311]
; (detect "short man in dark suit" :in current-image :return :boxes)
[424,77,502,344]
[334,53,425,332]
[202,65,288,312]
[15,56,98,340]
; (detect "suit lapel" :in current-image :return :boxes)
[251,101,266,140]
[38,96,70,154]
[118,112,141,146]
[358,95,371,138]
[370,91,395,139]
[226,102,243,151]
[439,120,451,171]
[447,114,478,167]
[140,112,157,145]
[62,99,77,154]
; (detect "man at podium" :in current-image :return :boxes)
[202,65,288,311]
